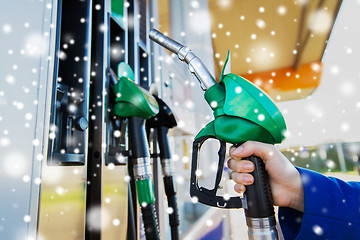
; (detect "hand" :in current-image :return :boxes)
[227,141,304,212]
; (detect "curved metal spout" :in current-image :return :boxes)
[150,29,217,91]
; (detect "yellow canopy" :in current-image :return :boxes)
[209,0,342,101]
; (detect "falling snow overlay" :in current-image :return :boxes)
[2,0,360,240]
[277,0,360,149]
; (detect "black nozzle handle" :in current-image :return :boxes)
[164,176,180,240]
[128,117,149,158]
[191,137,278,238]
[157,127,171,159]
[141,203,160,240]
[190,136,244,208]
[157,127,180,239]
[191,136,277,215]
[244,155,279,239]
[168,194,180,240]
[244,155,275,218]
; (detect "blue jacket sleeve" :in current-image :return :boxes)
[278,167,360,240]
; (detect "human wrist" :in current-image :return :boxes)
[289,171,304,212]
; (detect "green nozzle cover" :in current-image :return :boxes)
[112,77,159,119]
[112,63,159,119]
[117,62,135,81]
[136,179,155,205]
[197,52,287,145]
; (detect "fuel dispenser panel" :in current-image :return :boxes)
[38,0,91,239]
[47,0,91,166]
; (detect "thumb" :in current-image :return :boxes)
[229,141,275,161]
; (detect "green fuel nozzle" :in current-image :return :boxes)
[108,63,159,119]
[150,29,287,240]
[108,63,161,240]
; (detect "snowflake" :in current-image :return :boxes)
[24,215,31,223]
[312,225,324,236]
[210,101,218,108]
[2,24,12,33]
[206,219,213,226]
[167,207,174,214]
[113,218,120,226]
[6,75,16,84]
[256,19,266,29]
[87,206,110,230]
[278,6,287,15]
[309,10,332,34]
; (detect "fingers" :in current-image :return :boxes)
[227,158,254,173]
[229,141,275,161]
[231,171,254,185]
[227,151,255,185]
[228,141,277,195]
[234,184,246,194]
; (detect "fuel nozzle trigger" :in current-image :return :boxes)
[190,136,245,208]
